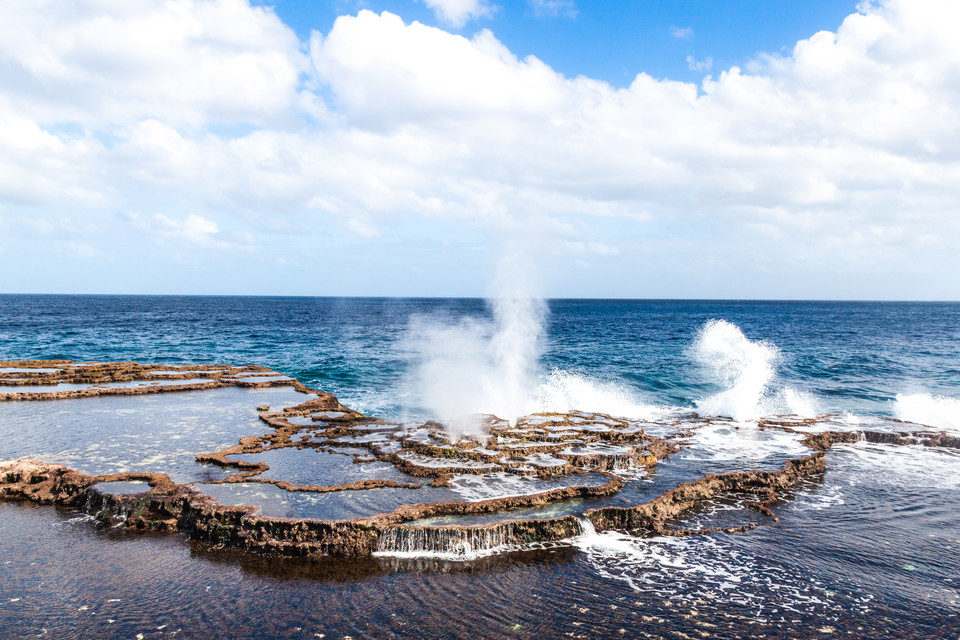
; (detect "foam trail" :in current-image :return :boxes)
[894,392,960,432]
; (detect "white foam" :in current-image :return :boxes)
[681,421,809,463]
[690,319,819,421]
[691,319,778,420]
[894,392,960,432]
[790,485,846,511]
[448,472,570,501]
[526,369,664,420]
[793,413,909,434]
[833,442,960,491]
[577,525,747,588]
[576,522,855,615]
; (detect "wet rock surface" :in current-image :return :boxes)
[0,360,328,400]
[2,361,958,561]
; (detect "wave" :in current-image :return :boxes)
[526,369,663,420]
[894,392,960,432]
[690,319,817,421]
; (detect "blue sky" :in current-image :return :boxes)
[1,0,959,299]
[265,0,859,83]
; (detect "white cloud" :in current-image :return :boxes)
[528,0,578,19]
[420,0,494,27]
[0,0,306,128]
[3,0,960,296]
[67,241,99,259]
[686,55,713,72]
[0,115,111,207]
[129,213,256,250]
[670,26,694,39]
[560,241,620,256]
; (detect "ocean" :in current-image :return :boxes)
[3,295,958,421]
[0,295,958,638]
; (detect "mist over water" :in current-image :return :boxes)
[528,369,662,420]
[406,250,546,435]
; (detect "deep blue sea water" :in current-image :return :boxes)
[2,295,960,639]
[1,295,958,423]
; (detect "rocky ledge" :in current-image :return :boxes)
[2,360,957,559]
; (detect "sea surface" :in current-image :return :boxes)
[3,295,958,421]
[1,295,958,639]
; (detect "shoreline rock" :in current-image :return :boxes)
[3,359,957,559]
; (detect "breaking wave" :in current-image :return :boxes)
[894,392,960,432]
[691,319,817,420]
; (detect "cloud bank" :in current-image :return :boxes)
[1,0,959,298]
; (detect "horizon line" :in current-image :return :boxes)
[1,293,958,304]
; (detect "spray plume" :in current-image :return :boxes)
[407,246,546,438]
[690,319,817,420]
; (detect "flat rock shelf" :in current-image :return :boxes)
[1,360,957,560]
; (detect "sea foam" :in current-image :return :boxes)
[894,392,960,432]
[690,319,817,420]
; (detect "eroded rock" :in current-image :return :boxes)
[3,359,956,560]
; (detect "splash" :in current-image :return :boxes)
[407,308,663,434]
[894,392,960,432]
[527,369,662,420]
[405,244,664,433]
[691,319,779,420]
[406,250,546,437]
[690,319,817,420]
[782,386,818,418]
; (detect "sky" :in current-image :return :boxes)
[1,0,959,299]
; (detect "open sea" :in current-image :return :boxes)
[1,295,958,639]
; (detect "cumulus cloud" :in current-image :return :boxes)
[420,0,494,27]
[2,0,960,297]
[670,26,695,39]
[311,12,565,126]
[0,0,306,128]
